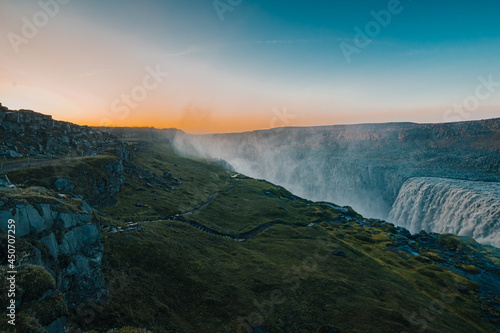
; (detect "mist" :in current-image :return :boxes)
[172,120,500,246]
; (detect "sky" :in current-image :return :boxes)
[1,0,500,133]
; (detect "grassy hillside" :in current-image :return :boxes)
[67,137,499,333]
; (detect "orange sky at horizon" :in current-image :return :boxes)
[2,1,500,134]
[2,94,499,135]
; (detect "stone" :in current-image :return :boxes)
[56,212,90,229]
[44,316,67,333]
[66,262,78,276]
[38,204,55,229]
[59,224,100,256]
[72,254,94,277]
[57,212,75,229]
[80,201,93,216]
[20,205,47,234]
[0,210,14,233]
[54,178,74,192]
[25,248,44,267]
[41,233,59,259]
[11,205,31,237]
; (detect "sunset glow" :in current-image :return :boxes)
[1,0,499,133]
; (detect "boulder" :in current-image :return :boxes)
[54,178,74,192]
[56,212,90,229]
[41,232,59,259]
[19,205,47,234]
[0,210,15,233]
[59,224,100,256]
[8,206,31,237]
[38,204,55,229]
[44,316,67,333]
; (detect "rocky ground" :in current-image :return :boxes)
[0,107,499,333]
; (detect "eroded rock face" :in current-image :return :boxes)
[0,193,106,330]
[0,104,116,158]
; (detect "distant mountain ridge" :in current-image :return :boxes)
[0,103,116,159]
[0,104,499,332]
[173,117,500,219]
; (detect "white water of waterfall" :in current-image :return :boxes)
[388,177,500,247]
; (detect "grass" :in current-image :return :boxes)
[0,264,68,332]
[68,138,498,333]
[1,136,498,332]
[74,220,493,332]
[0,186,86,212]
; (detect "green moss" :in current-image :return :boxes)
[456,264,481,275]
[0,187,82,212]
[55,137,500,333]
[354,233,375,243]
[439,235,461,252]
[22,293,68,326]
[16,314,46,333]
[18,264,56,302]
[421,251,446,263]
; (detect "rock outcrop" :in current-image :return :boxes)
[0,103,116,158]
[173,118,500,219]
[0,187,105,332]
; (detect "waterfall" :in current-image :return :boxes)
[389,177,500,247]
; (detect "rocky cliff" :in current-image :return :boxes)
[0,103,116,158]
[173,119,500,219]
[389,177,500,247]
[0,187,105,332]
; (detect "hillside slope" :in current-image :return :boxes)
[70,134,500,333]
[0,109,498,332]
[172,119,500,219]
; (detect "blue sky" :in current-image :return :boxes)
[1,0,499,132]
